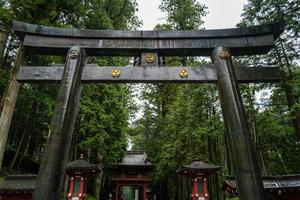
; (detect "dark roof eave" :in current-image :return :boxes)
[180,160,221,172]
[12,20,284,40]
[0,189,34,191]
[181,166,221,171]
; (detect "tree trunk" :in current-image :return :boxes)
[9,112,23,148]
[0,45,26,170]
[252,94,267,175]
[10,100,38,171]
[95,151,104,199]
[281,72,300,140]
[247,87,267,175]
[27,128,38,156]
[274,45,300,141]
[208,137,222,200]
[174,175,178,200]
[9,99,33,171]
[0,29,8,64]
[64,175,70,200]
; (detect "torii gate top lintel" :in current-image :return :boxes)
[12,20,284,57]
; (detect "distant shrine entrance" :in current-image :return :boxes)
[1,20,284,200]
[109,151,153,200]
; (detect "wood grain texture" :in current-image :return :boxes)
[12,21,284,56]
[17,65,281,83]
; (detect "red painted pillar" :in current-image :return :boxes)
[192,178,198,200]
[79,177,85,200]
[67,177,88,200]
[83,179,88,199]
[203,178,208,200]
[115,183,119,200]
[68,177,74,200]
[190,179,193,200]
[143,183,147,200]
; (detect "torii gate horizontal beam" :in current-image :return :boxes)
[13,21,284,56]
[17,64,281,84]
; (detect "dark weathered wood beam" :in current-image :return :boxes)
[17,65,281,84]
[22,34,275,56]
[12,21,284,56]
[13,20,283,40]
[213,47,265,200]
[33,46,86,200]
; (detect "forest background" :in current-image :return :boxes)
[0,0,299,199]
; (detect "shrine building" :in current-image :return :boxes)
[177,159,221,200]
[0,157,99,200]
[223,174,300,200]
[109,151,154,200]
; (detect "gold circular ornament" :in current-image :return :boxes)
[144,53,156,64]
[219,50,230,59]
[68,50,80,59]
[112,69,121,77]
[179,69,188,78]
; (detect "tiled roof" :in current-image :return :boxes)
[0,175,36,191]
[117,151,152,167]
[182,160,221,171]
[225,174,300,190]
[67,159,98,170]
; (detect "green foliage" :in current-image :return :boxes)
[226,197,239,200]
[130,83,225,173]
[238,0,300,176]
[159,0,207,30]
[291,67,300,101]
[85,194,97,200]
[127,1,225,199]
[0,0,12,26]
[240,0,300,63]
[129,81,226,199]
[77,83,129,166]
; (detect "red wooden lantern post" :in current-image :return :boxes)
[177,159,220,200]
[66,155,100,200]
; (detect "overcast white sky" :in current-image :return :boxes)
[136,0,248,30]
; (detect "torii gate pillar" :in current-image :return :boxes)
[32,46,86,200]
[212,47,265,200]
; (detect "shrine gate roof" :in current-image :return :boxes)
[182,160,221,171]
[67,159,98,170]
[117,151,152,167]
[177,160,221,177]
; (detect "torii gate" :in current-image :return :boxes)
[3,21,284,200]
